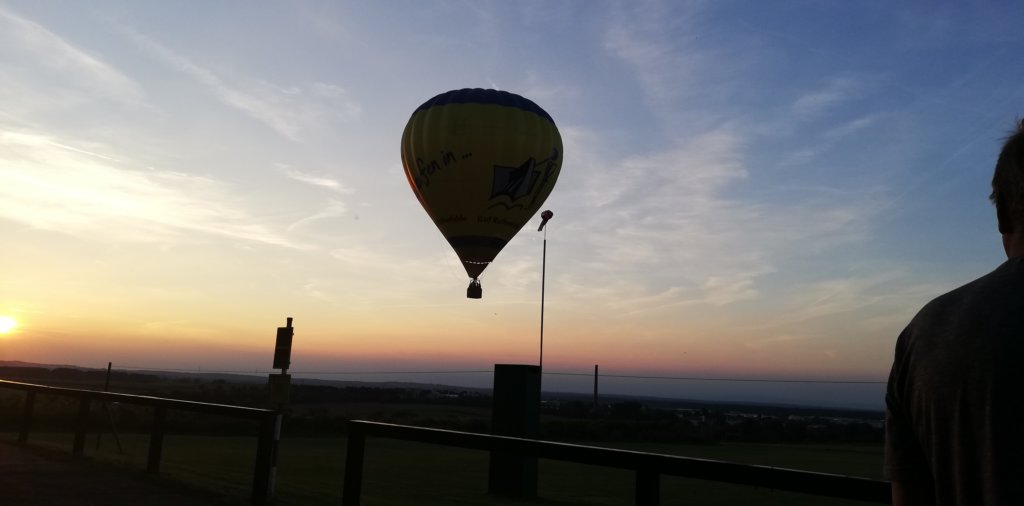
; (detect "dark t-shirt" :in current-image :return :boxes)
[885,258,1024,505]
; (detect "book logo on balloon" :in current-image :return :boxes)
[488,148,559,211]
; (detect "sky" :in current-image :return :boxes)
[2,1,1022,409]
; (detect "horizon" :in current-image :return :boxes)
[3,2,1022,411]
[0,359,885,413]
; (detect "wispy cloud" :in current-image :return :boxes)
[120,28,360,141]
[287,201,348,232]
[322,244,472,306]
[743,274,942,333]
[744,333,807,350]
[700,274,759,306]
[549,126,883,314]
[604,2,710,113]
[601,0,751,137]
[822,113,882,140]
[519,71,582,108]
[791,77,865,118]
[718,272,947,367]
[0,129,296,247]
[0,7,144,108]
[281,165,353,194]
[775,111,884,167]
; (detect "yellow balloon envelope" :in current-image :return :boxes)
[401,89,563,298]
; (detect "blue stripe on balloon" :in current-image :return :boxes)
[413,88,554,123]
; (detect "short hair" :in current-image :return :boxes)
[990,119,1024,233]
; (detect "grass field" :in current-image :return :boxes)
[6,431,885,505]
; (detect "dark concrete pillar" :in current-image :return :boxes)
[488,364,540,498]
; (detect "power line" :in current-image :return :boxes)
[117,366,273,374]
[544,371,885,385]
[117,366,492,375]
[113,366,884,385]
[283,370,493,375]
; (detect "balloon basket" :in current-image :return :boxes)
[467,279,482,299]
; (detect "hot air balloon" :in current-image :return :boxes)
[401,88,562,298]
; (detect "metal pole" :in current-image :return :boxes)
[540,230,547,372]
[18,390,35,443]
[636,469,661,506]
[343,423,367,506]
[148,407,167,473]
[252,412,277,506]
[96,362,112,451]
[268,316,292,501]
[537,210,553,373]
[73,397,91,456]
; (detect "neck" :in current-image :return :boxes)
[1003,232,1024,258]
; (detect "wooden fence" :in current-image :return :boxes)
[0,379,279,506]
[343,420,892,506]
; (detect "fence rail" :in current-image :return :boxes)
[343,420,892,506]
[0,379,279,506]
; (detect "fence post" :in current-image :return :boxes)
[342,422,366,506]
[147,406,167,473]
[18,390,35,444]
[635,469,660,506]
[252,412,277,506]
[72,397,91,456]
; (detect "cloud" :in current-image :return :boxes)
[527,13,892,327]
[549,126,883,315]
[322,244,473,306]
[121,28,360,141]
[602,1,748,135]
[287,201,348,232]
[824,114,880,140]
[0,129,296,247]
[281,166,353,194]
[700,275,759,306]
[553,129,758,308]
[604,2,709,112]
[791,77,864,118]
[774,111,884,168]
[0,7,144,108]
[745,274,942,332]
[519,71,582,108]
[744,333,806,350]
[310,83,361,119]
[720,272,946,363]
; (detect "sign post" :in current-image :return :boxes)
[273,318,294,371]
[265,317,293,500]
[270,317,293,405]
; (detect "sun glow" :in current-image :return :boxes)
[0,316,16,334]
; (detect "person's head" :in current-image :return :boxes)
[990,119,1024,256]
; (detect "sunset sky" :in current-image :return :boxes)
[2,1,1022,409]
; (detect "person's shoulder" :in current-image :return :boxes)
[915,258,1023,318]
